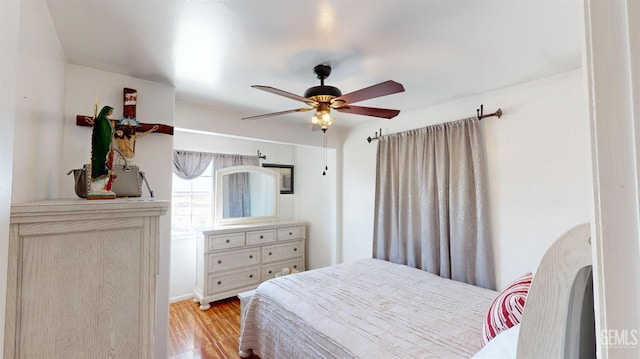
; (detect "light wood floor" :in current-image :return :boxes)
[169,297,259,359]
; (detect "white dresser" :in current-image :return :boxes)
[4,198,168,359]
[194,221,305,310]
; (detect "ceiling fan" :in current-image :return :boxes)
[242,64,405,131]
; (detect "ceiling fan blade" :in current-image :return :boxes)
[252,85,317,105]
[332,80,405,105]
[242,107,313,120]
[335,105,400,119]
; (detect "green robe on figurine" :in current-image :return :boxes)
[88,105,116,200]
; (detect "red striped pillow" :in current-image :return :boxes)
[481,272,533,346]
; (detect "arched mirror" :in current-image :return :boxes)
[215,165,279,225]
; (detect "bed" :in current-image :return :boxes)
[239,223,593,358]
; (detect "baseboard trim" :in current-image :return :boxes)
[170,294,194,303]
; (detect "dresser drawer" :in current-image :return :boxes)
[206,268,260,295]
[208,248,260,272]
[207,233,245,251]
[246,229,276,246]
[277,226,304,241]
[262,241,303,263]
[262,258,303,280]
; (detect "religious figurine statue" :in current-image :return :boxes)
[113,123,159,166]
[88,105,117,200]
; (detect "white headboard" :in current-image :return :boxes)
[517,223,595,359]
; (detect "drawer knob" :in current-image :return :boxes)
[293,265,297,269]
[294,248,298,251]
[217,260,222,264]
[249,274,254,278]
[249,255,253,259]
[289,232,293,235]
[226,239,230,243]
[217,281,222,285]
[260,235,264,239]
[268,252,272,256]
[268,270,273,274]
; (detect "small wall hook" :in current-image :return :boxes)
[257,150,266,160]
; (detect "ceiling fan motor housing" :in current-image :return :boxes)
[304,64,342,101]
[304,85,342,100]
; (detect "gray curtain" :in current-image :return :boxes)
[173,150,216,179]
[173,150,259,179]
[373,117,495,290]
[211,154,259,171]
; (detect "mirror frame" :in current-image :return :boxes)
[214,165,280,225]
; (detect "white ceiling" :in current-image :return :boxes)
[45,0,583,130]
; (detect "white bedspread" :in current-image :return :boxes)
[239,258,498,358]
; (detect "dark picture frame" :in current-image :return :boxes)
[262,163,294,194]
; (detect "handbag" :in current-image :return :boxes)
[112,164,143,197]
[67,164,90,198]
[67,162,154,198]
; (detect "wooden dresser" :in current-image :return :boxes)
[194,221,306,310]
[3,199,168,359]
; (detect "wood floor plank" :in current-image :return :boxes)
[215,337,247,358]
[169,297,259,359]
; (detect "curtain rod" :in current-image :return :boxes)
[366,105,503,143]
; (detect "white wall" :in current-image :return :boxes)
[483,70,591,289]
[342,69,592,290]
[3,0,67,354]
[11,0,66,203]
[294,145,338,269]
[61,64,175,358]
[0,0,21,354]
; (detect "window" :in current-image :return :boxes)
[171,162,214,238]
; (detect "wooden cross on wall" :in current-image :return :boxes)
[76,88,174,135]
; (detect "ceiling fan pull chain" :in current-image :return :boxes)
[323,131,328,176]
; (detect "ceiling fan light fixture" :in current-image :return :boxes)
[311,102,334,128]
[311,111,334,126]
[317,111,334,127]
